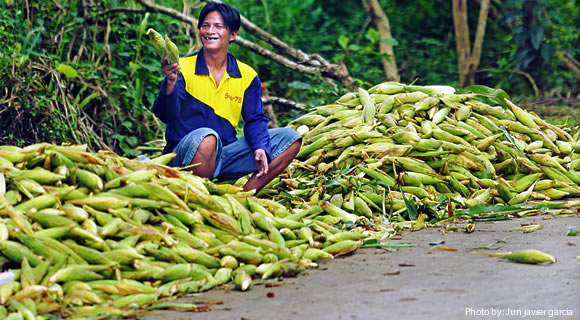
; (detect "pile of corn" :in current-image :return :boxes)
[0,144,373,318]
[265,82,580,220]
[2,82,580,318]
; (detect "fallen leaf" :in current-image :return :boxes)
[191,300,224,305]
[400,297,417,302]
[413,213,428,230]
[465,223,475,233]
[430,245,458,251]
[446,225,459,232]
[513,224,543,233]
[398,263,415,267]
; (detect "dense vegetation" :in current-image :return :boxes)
[0,0,578,156]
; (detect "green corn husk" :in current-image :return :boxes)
[164,34,180,65]
[475,249,556,264]
[147,28,166,58]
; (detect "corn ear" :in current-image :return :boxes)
[492,249,557,264]
[234,270,252,291]
[164,34,180,65]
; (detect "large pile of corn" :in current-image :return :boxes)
[266,83,580,220]
[1,82,580,318]
[0,145,372,318]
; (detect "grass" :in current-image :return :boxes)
[519,100,580,128]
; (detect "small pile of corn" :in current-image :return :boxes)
[0,144,371,319]
[266,82,580,220]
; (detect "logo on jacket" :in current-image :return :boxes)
[225,92,242,104]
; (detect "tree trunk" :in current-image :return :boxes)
[452,0,490,87]
[362,0,399,81]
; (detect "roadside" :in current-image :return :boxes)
[145,214,580,320]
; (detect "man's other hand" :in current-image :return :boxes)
[254,149,268,178]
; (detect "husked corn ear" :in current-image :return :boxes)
[112,293,157,308]
[66,196,129,211]
[323,240,361,257]
[372,82,404,95]
[414,96,440,112]
[505,249,556,263]
[476,249,556,264]
[164,34,180,65]
[0,240,43,267]
[233,270,252,291]
[291,114,327,126]
[214,268,233,286]
[358,87,371,107]
[260,260,301,279]
[48,265,107,283]
[75,168,103,191]
[362,99,376,125]
[155,264,191,282]
[302,248,333,261]
[7,167,65,185]
[505,99,539,129]
[147,28,166,58]
[353,196,373,218]
[220,255,239,269]
[455,104,472,120]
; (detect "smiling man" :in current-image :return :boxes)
[153,2,301,192]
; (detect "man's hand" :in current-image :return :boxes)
[254,149,268,178]
[161,57,180,94]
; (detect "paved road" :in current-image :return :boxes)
[145,214,580,320]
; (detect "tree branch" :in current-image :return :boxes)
[262,96,306,110]
[210,0,326,67]
[134,0,355,89]
[559,52,580,80]
[98,7,148,17]
[234,37,320,74]
[135,0,196,24]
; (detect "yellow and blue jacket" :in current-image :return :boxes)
[153,50,271,159]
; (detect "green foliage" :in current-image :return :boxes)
[0,0,578,156]
[490,0,579,95]
[0,1,171,154]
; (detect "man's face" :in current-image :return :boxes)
[200,11,237,52]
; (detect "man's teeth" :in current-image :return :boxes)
[205,37,218,40]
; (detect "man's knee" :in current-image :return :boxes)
[197,135,217,157]
[271,127,302,156]
[288,139,301,155]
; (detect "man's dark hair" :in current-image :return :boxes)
[198,2,241,33]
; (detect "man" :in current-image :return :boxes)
[153,2,301,192]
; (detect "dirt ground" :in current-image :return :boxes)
[145,214,580,320]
